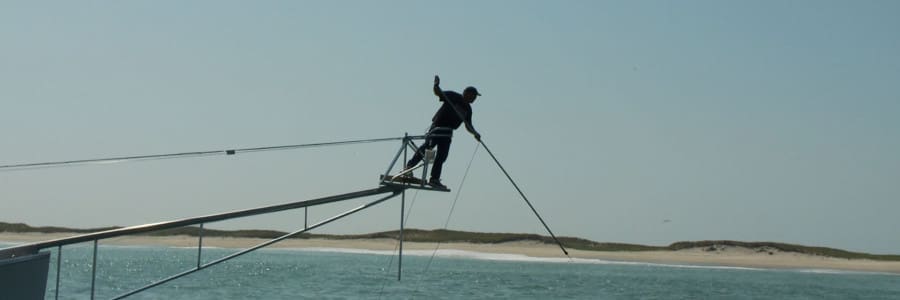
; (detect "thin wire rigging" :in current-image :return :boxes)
[0,136,405,172]
[413,143,481,293]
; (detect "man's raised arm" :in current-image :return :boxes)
[433,75,445,101]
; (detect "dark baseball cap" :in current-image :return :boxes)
[464,86,481,96]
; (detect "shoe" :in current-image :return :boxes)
[398,171,414,178]
[428,178,447,189]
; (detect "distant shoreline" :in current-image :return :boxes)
[2,221,899,261]
[3,232,900,275]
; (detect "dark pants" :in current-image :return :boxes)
[405,130,452,181]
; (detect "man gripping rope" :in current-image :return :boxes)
[403,75,481,189]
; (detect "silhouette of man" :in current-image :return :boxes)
[404,75,481,189]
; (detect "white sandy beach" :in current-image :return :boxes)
[3,232,899,274]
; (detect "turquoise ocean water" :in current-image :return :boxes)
[3,243,898,299]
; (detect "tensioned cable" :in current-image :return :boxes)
[413,143,480,293]
[0,136,405,172]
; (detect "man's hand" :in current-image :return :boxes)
[474,132,482,141]
[434,75,440,86]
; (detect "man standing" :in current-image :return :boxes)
[404,75,481,189]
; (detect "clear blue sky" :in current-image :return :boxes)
[2,1,898,254]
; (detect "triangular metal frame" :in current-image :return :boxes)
[379,133,451,192]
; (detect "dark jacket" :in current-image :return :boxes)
[431,90,472,130]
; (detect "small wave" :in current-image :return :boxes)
[267,247,900,276]
[265,247,766,271]
[790,268,899,276]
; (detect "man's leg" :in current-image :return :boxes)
[429,137,452,182]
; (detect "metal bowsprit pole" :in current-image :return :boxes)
[478,139,570,257]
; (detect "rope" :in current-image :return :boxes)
[413,143,480,293]
[478,139,570,257]
[0,136,404,172]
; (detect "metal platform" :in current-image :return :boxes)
[380,175,450,192]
